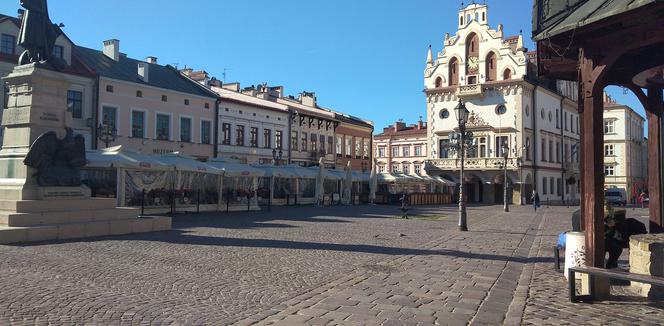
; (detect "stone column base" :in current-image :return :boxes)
[630,234,664,299]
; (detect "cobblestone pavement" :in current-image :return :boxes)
[0,205,662,325]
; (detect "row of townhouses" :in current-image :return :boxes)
[0,11,373,171]
[374,3,648,205]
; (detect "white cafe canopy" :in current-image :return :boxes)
[85,146,173,171]
[159,152,223,175]
[208,159,265,177]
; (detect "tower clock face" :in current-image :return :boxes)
[467,56,479,72]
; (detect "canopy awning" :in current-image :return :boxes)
[253,165,316,179]
[159,152,223,174]
[85,146,173,171]
[208,160,265,177]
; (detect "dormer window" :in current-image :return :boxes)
[0,34,16,55]
[184,99,190,106]
[204,103,210,109]
[460,16,463,25]
[161,95,168,102]
[136,90,142,98]
[53,45,64,59]
[435,77,443,88]
[106,85,114,93]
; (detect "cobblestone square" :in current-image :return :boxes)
[0,205,663,325]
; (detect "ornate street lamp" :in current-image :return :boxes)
[445,100,473,231]
[272,148,283,166]
[97,123,117,148]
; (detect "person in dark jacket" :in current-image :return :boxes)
[531,190,541,212]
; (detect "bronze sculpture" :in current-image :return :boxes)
[24,129,87,187]
[17,0,61,67]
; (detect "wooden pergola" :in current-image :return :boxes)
[533,0,664,270]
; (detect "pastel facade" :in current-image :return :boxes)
[424,3,581,204]
[603,97,648,202]
[374,120,428,175]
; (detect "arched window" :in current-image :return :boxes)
[466,14,471,23]
[460,16,463,25]
[435,77,443,88]
[503,68,512,80]
[475,13,479,22]
[485,52,497,81]
[449,57,459,86]
[482,12,485,21]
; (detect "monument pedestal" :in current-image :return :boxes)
[0,64,170,245]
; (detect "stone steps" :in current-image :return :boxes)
[0,208,137,227]
[0,217,171,245]
[0,198,118,212]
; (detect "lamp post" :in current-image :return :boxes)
[501,142,510,212]
[446,100,473,231]
[272,148,283,166]
[97,123,117,148]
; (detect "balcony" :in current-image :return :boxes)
[426,157,521,171]
[457,83,483,99]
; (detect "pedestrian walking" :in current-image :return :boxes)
[639,191,647,209]
[531,190,541,212]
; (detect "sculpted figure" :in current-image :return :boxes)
[17,0,62,67]
[24,128,86,187]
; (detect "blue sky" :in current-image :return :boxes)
[0,0,645,131]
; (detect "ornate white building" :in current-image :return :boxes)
[424,3,581,205]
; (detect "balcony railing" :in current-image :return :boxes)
[426,157,521,170]
[457,84,483,98]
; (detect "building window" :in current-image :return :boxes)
[67,90,83,119]
[161,95,168,102]
[542,178,548,195]
[541,139,546,161]
[439,140,450,158]
[235,125,245,146]
[435,77,443,88]
[276,130,283,150]
[263,129,272,149]
[101,106,117,134]
[336,136,343,156]
[402,146,410,157]
[201,120,211,144]
[53,45,64,59]
[550,177,555,195]
[565,144,570,162]
[604,119,615,134]
[477,137,486,158]
[555,142,560,162]
[131,111,145,138]
[184,99,190,106]
[363,139,369,158]
[301,132,307,151]
[605,165,615,176]
[250,127,258,147]
[378,147,385,158]
[403,163,410,175]
[345,137,352,157]
[136,90,142,98]
[525,137,531,160]
[355,138,362,158]
[605,144,615,156]
[494,136,508,157]
[329,137,335,156]
[392,146,399,158]
[291,131,298,151]
[555,110,560,128]
[321,135,328,154]
[379,165,385,173]
[392,164,399,173]
[564,112,568,130]
[549,140,553,162]
[106,85,114,93]
[156,114,170,140]
[0,34,16,55]
[222,123,231,145]
[414,164,421,175]
[180,117,192,142]
[414,145,422,157]
[311,134,318,153]
[204,103,210,109]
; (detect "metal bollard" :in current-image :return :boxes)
[226,192,230,213]
[140,188,146,218]
[197,189,201,214]
[294,194,298,205]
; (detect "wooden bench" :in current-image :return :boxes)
[568,266,664,302]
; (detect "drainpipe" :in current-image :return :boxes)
[531,84,538,198]
[287,109,293,165]
[91,74,100,150]
[369,125,374,170]
[560,96,565,205]
[214,100,220,158]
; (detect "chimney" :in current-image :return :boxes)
[103,39,120,61]
[146,56,158,64]
[300,91,317,107]
[17,9,25,20]
[394,121,406,132]
[138,62,149,83]
[418,116,425,130]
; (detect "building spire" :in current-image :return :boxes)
[426,45,433,66]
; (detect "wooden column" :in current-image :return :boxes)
[578,49,605,268]
[647,86,664,233]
